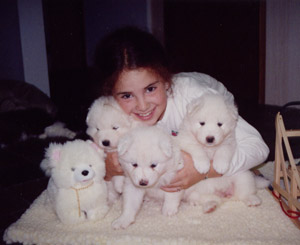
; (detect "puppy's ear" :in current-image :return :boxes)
[159,136,173,158]
[186,96,205,116]
[225,98,239,122]
[118,134,133,156]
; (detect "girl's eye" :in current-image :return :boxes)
[217,123,223,127]
[200,122,205,126]
[146,86,156,93]
[132,163,138,168]
[150,163,157,168]
[112,126,119,130]
[96,127,100,131]
[121,93,132,99]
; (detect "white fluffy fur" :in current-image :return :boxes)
[86,96,137,200]
[175,93,269,213]
[39,121,76,139]
[183,171,269,213]
[41,140,109,224]
[176,93,238,174]
[86,96,134,151]
[112,126,183,229]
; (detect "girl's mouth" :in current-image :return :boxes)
[135,108,155,121]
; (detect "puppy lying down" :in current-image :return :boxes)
[112,126,184,229]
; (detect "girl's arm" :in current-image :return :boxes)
[225,116,269,176]
[104,151,124,181]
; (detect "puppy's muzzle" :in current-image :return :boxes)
[139,179,149,186]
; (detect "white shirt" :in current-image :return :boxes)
[157,72,269,175]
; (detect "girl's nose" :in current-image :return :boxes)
[136,97,148,111]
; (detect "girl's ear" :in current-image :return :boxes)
[164,82,170,91]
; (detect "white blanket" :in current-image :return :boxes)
[4,162,300,245]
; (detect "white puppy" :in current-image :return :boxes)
[176,93,238,174]
[86,96,134,201]
[112,126,183,229]
[86,96,132,152]
[183,171,269,213]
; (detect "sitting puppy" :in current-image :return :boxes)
[176,93,238,174]
[40,140,109,224]
[183,170,269,213]
[112,126,183,229]
[86,96,138,201]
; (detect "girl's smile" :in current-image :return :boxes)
[113,69,169,126]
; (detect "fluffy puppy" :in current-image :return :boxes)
[112,126,183,229]
[176,93,238,174]
[183,170,269,213]
[86,96,132,152]
[86,96,134,201]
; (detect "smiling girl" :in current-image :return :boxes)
[94,27,269,192]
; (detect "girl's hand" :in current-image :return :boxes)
[161,151,222,192]
[104,151,124,181]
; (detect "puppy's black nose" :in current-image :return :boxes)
[102,140,110,147]
[82,170,89,176]
[206,136,215,143]
[139,179,149,186]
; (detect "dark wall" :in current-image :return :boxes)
[42,0,150,130]
[0,0,24,82]
[164,0,260,104]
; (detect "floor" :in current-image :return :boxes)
[1,101,300,244]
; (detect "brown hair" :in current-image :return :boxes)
[94,27,172,96]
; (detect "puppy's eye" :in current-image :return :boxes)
[132,163,138,168]
[217,123,223,127]
[71,167,75,171]
[200,122,205,126]
[150,163,157,168]
[112,126,119,130]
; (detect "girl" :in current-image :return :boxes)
[94,27,269,192]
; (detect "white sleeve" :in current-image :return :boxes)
[225,116,270,176]
[173,72,234,104]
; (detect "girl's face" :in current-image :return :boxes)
[113,69,169,126]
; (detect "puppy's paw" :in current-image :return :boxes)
[213,160,229,174]
[112,216,134,230]
[193,158,210,174]
[202,201,218,213]
[113,176,124,194]
[107,190,120,206]
[242,194,261,207]
[162,204,179,216]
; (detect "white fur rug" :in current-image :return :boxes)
[4,162,300,245]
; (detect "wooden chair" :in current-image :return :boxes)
[273,102,300,228]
